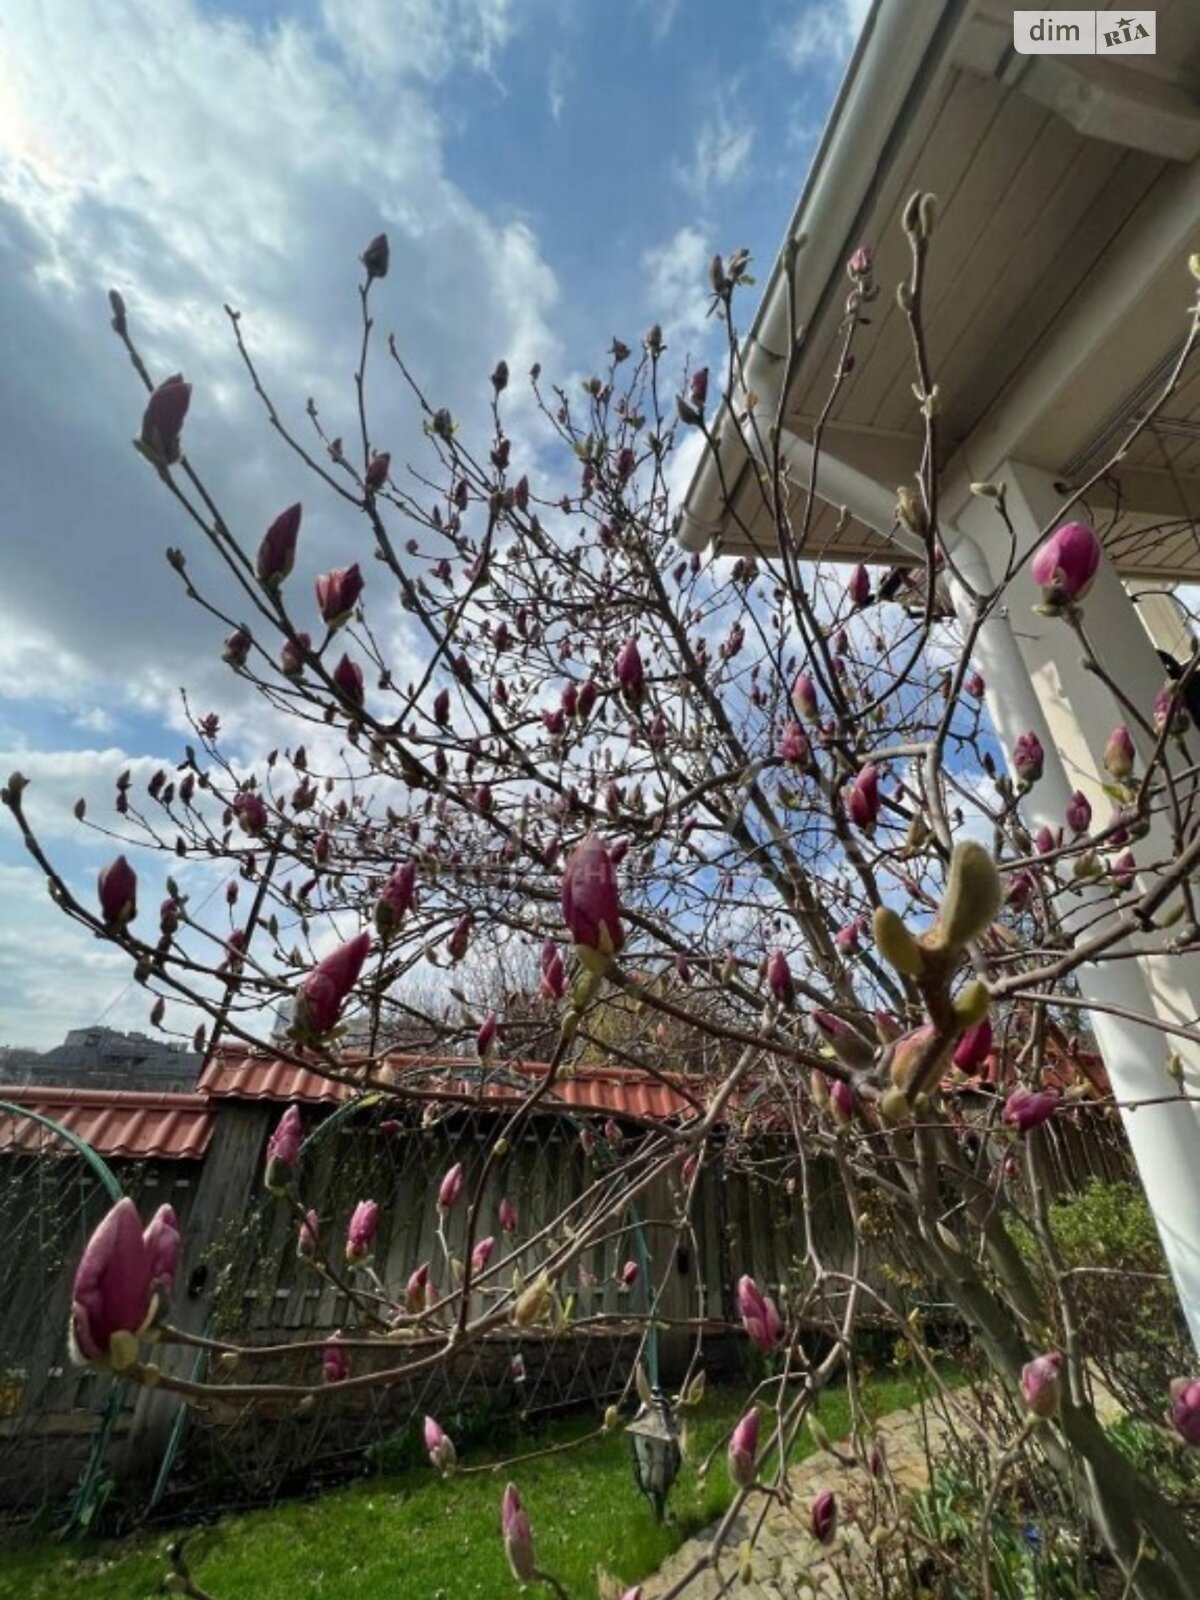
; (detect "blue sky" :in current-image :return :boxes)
[0,0,869,1047]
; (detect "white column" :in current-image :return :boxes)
[949,467,1200,1350]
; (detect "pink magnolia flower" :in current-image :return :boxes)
[791,671,819,720]
[322,1336,349,1384]
[1031,522,1101,609]
[446,913,472,962]
[361,232,389,280]
[1104,725,1136,780]
[265,1105,304,1191]
[1003,1086,1060,1135]
[295,931,372,1035]
[1065,791,1092,835]
[1112,850,1137,890]
[616,637,646,703]
[138,374,192,466]
[561,834,625,970]
[498,1197,518,1234]
[315,563,364,628]
[847,245,872,278]
[1021,1351,1063,1418]
[471,1236,495,1275]
[438,1162,465,1211]
[424,1414,457,1474]
[98,855,138,929]
[1169,1377,1200,1446]
[233,791,269,836]
[143,1204,180,1298]
[810,1010,874,1072]
[70,1198,154,1368]
[618,1259,639,1290]
[1034,825,1059,857]
[502,1483,536,1581]
[222,627,251,669]
[365,451,390,491]
[766,949,794,1005]
[728,1407,759,1487]
[846,765,880,832]
[346,1199,380,1263]
[811,1489,838,1545]
[1012,731,1044,784]
[280,632,310,678]
[433,687,451,726]
[953,1018,993,1075]
[604,1118,624,1147]
[476,1013,497,1060]
[777,721,810,767]
[835,922,861,957]
[540,940,567,1000]
[847,563,871,608]
[829,1079,857,1127]
[964,670,985,699]
[1154,682,1190,737]
[255,503,301,589]
[375,862,417,939]
[737,1274,782,1352]
[297,1209,319,1259]
[333,652,364,707]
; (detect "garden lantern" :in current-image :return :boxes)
[627,1390,681,1520]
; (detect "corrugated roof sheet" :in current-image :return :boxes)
[203,1051,703,1124]
[0,1087,213,1161]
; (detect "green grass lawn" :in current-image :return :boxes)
[0,1371,927,1600]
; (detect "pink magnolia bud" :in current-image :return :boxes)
[810,1010,874,1072]
[98,855,138,929]
[1012,731,1044,785]
[578,678,598,718]
[502,1483,536,1581]
[222,627,251,669]
[143,1204,179,1299]
[315,564,364,628]
[365,451,390,491]
[953,1017,992,1075]
[1112,850,1137,890]
[346,1200,379,1264]
[322,1335,349,1384]
[280,631,310,678]
[1065,791,1092,835]
[1169,1377,1200,1446]
[233,790,268,836]
[138,374,192,467]
[476,1012,498,1060]
[1104,725,1135,780]
[604,1118,624,1147]
[618,1259,639,1289]
[810,1489,838,1545]
[835,922,861,956]
[361,232,390,280]
[560,681,579,718]
[438,1162,465,1211]
[255,503,301,589]
[265,1104,303,1191]
[689,366,709,408]
[424,1414,457,1473]
[766,949,794,1004]
[737,1274,782,1352]
[964,670,985,699]
[69,1197,154,1368]
[777,721,811,767]
[846,764,880,832]
[728,1407,759,1487]
[333,653,364,708]
[791,672,818,720]
[616,638,646,703]
[848,564,871,608]
[579,1126,596,1156]
[540,940,567,1000]
[1031,522,1100,609]
[847,245,872,278]
[1003,1086,1060,1135]
[561,834,625,971]
[446,913,471,961]
[1021,1350,1063,1418]
[1154,682,1190,738]
[829,1079,857,1127]
[160,897,181,937]
[405,1262,430,1315]
[498,1196,518,1234]
[375,862,417,939]
[1034,825,1058,857]
[297,1208,319,1258]
[433,687,451,726]
[1005,870,1036,909]
[471,1236,495,1275]
[295,931,372,1035]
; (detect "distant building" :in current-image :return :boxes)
[0,1027,200,1092]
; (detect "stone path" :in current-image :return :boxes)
[638,1397,966,1600]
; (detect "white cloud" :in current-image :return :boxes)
[677,88,755,199]
[776,0,873,71]
[640,223,714,352]
[636,0,683,42]
[320,0,515,84]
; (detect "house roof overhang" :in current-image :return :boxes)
[679,0,1200,581]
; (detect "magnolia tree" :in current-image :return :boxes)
[7,212,1200,1600]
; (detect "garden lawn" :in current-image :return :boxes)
[0,1372,926,1600]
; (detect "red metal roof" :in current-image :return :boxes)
[0,1086,214,1160]
[203,1050,703,1123]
